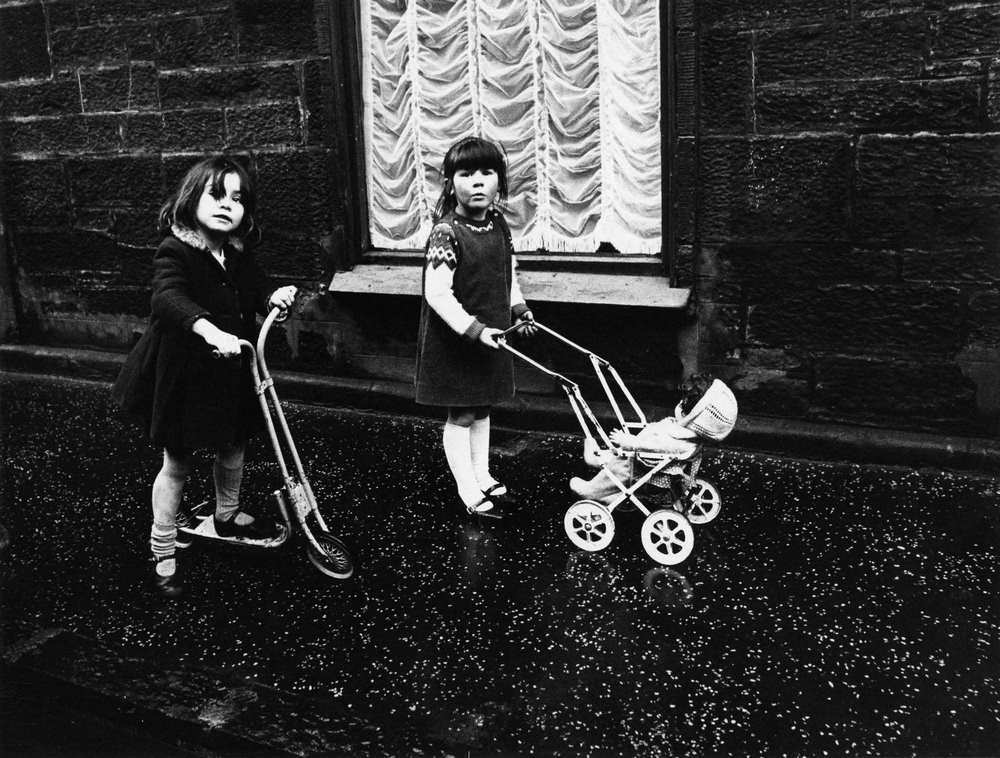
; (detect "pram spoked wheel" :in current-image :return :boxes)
[564,500,615,552]
[305,528,355,579]
[682,478,722,524]
[640,509,694,566]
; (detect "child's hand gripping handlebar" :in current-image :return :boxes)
[211,305,290,359]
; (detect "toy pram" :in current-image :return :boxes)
[497,322,737,566]
[177,307,355,579]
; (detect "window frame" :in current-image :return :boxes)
[325,0,684,300]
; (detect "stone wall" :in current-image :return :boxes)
[683,1,1000,435]
[1,0,998,437]
[0,0,344,350]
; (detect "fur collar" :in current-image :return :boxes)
[171,224,243,253]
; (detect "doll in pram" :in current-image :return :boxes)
[497,323,738,566]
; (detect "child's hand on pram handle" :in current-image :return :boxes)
[479,326,504,349]
[515,309,538,336]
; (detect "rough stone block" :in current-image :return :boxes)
[161,109,225,150]
[304,59,330,145]
[699,137,852,242]
[13,229,122,273]
[3,114,121,154]
[50,25,134,70]
[709,243,900,302]
[79,282,151,316]
[988,57,1000,126]
[856,135,1000,196]
[673,138,696,244]
[80,64,158,112]
[67,155,163,207]
[255,232,327,280]
[72,206,160,250]
[110,207,162,249]
[0,77,80,118]
[901,247,1000,284]
[4,160,71,225]
[757,78,981,134]
[46,0,80,30]
[968,289,1000,342]
[853,196,1000,246]
[235,0,317,60]
[226,103,302,147]
[813,355,981,432]
[699,32,752,133]
[748,283,965,355]
[0,3,50,81]
[256,150,335,235]
[756,16,926,82]
[701,0,849,29]
[155,15,236,68]
[931,7,1000,63]
[80,66,129,113]
[676,32,697,136]
[122,113,163,150]
[731,346,812,418]
[159,64,298,109]
[73,0,229,25]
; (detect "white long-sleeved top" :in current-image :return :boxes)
[423,221,527,339]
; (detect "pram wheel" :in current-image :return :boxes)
[684,478,721,524]
[305,528,355,579]
[564,500,615,552]
[640,509,694,566]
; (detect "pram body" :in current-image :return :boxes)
[497,323,737,566]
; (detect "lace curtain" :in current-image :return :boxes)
[360,0,662,254]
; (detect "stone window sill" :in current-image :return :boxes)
[328,252,690,308]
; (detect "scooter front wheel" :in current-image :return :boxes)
[306,528,355,579]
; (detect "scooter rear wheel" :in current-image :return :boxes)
[306,529,355,579]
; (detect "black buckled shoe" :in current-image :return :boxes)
[213,510,276,540]
[466,497,504,520]
[150,555,182,600]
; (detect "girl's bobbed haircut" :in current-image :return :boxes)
[432,136,509,221]
[158,155,258,241]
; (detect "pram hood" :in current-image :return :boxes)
[673,379,738,442]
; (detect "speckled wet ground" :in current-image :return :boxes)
[2,372,999,757]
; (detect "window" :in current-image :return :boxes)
[327,0,687,307]
[359,0,663,256]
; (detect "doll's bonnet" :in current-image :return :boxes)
[674,379,738,442]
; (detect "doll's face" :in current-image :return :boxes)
[195,171,245,240]
[451,167,498,220]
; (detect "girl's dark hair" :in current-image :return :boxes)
[432,136,509,221]
[678,374,715,415]
[158,155,258,240]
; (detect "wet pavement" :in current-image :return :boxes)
[1,371,999,757]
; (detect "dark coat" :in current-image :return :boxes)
[112,230,273,451]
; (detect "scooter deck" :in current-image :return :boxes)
[177,501,289,549]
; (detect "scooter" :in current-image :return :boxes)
[177,307,355,579]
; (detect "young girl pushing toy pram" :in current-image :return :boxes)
[497,324,738,566]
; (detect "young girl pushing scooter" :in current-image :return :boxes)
[113,155,296,599]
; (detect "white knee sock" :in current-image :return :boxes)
[151,451,188,576]
[443,422,492,511]
[469,416,500,491]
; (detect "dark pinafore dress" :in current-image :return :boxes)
[414,209,516,407]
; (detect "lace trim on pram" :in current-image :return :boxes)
[636,450,702,491]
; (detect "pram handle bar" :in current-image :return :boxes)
[498,321,609,366]
[496,320,648,452]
